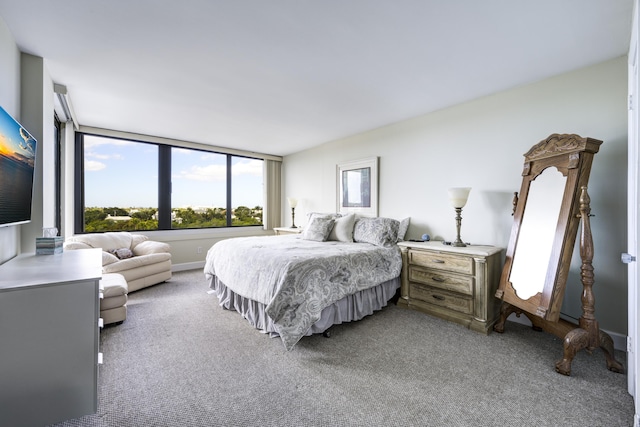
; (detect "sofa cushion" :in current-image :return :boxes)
[102,251,119,266]
[101,274,128,296]
[102,252,172,274]
[101,294,128,311]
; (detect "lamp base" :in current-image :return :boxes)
[452,207,466,247]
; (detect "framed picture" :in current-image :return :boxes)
[336,157,378,217]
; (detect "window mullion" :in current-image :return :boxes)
[158,145,171,230]
[226,154,232,226]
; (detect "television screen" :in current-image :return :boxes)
[0,105,37,227]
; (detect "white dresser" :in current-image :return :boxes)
[0,248,102,427]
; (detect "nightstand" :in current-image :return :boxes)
[273,227,302,236]
[396,241,503,334]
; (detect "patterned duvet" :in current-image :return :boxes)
[204,234,402,350]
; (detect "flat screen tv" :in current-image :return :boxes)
[0,105,37,227]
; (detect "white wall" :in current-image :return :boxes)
[283,57,628,336]
[20,53,55,253]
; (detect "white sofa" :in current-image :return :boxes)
[64,232,172,292]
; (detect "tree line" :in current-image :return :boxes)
[84,206,262,232]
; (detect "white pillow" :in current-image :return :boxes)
[328,213,356,242]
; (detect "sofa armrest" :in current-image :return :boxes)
[133,240,170,256]
[63,241,93,250]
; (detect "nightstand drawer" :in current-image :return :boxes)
[409,283,473,315]
[408,250,473,275]
[408,266,473,295]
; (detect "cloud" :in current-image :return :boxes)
[84,136,133,149]
[175,163,225,182]
[88,152,123,160]
[174,158,263,182]
[232,159,262,176]
[173,147,193,156]
[85,160,106,171]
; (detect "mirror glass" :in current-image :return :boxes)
[509,167,566,300]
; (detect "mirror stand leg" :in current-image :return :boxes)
[598,330,625,373]
[555,328,589,375]
[555,187,624,376]
[555,325,624,376]
[494,302,542,333]
[493,302,515,333]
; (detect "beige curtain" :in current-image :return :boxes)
[263,159,281,230]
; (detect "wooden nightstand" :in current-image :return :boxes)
[397,241,503,334]
[273,227,302,236]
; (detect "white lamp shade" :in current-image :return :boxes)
[448,187,471,208]
[287,197,298,208]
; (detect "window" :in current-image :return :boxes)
[231,156,264,226]
[75,133,264,233]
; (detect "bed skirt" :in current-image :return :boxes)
[207,274,401,338]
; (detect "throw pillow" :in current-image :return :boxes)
[353,216,400,247]
[302,217,335,242]
[109,248,134,260]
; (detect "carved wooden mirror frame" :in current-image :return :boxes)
[495,134,602,321]
[494,134,624,376]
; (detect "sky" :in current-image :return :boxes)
[83,135,263,209]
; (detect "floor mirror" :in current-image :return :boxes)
[493,133,624,375]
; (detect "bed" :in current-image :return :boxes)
[204,214,407,350]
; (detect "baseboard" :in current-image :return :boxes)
[172,261,205,272]
[507,313,627,352]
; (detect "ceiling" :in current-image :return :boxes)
[0,1,634,156]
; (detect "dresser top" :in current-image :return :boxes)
[397,240,503,257]
[0,248,102,291]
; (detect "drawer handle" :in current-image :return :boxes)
[432,276,446,282]
[431,259,445,264]
[432,295,445,301]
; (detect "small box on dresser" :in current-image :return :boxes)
[397,241,503,334]
[35,236,64,254]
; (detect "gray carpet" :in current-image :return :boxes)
[51,269,634,427]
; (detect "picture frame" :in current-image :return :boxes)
[336,156,378,217]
